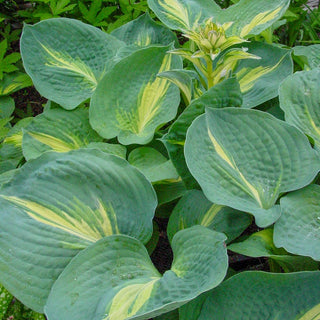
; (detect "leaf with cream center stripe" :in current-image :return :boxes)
[184,108,320,227]
[22,108,103,160]
[45,226,228,320]
[0,149,157,312]
[167,190,251,244]
[90,45,181,145]
[20,18,125,110]
[220,0,290,38]
[147,0,221,31]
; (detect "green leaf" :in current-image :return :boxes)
[0,149,157,311]
[293,45,320,70]
[90,45,181,145]
[154,309,179,320]
[86,142,127,159]
[0,169,17,187]
[147,0,222,31]
[0,284,13,318]
[279,69,320,148]
[274,184,320,261]
[157,69,202,105]
[234,41,293,108]
[182,271,320,320]
[22,108,103,160]
[167,190,251,244]
[0,95,14,118]
[0,72,32,96]
[45,226,228,320]
[220,0,290,38]
[185,108,320,227]
[163,77,242,188]
[128,147,178,183]
[0,117,33,169]
[20,18,125,110]
[229,229,319,272]
[145,221,159,255]
[154,180,186,206]
[111,12,178,47]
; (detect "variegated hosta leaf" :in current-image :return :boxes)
[128,147,178,183]
[45,226,228,320]
[147,0,222,31]
[234,41,293,108]
[0,117,33,170]
[157,69,203,105]
[21,18,125,110]
[220,0,290,38]
[148,0,288,38]
[90,45,181,145]
[180,271,320,320]
[229,229,319,272]
[293,45,320,70]
[0,149,157,311]
[162,77,242,188]
[111,12,178,48]
[0,72,32,96]
[167,190,251,244]
[185,108,320,227]
[279,69,320,149]
[22,108,103,160]
[274,185,320,261]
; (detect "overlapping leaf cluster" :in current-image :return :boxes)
[0,0,320,319]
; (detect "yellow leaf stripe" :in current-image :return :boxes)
[1,195,119,242]
[40,44,97,88]
[104,279,159,320]
[157,0,191,30]
[207,128,263,207]
[201,204,224,227]
[240,7,282,38]
[4,132,23,147]
[302,103,320,145]
[298,303,320,320]
[116,54,173,134]
[26,132,81,152]
[237,54,287,93]
[136,35,152,47]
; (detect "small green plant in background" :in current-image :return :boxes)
[0,0,320,320]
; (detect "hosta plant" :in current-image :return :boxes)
[0,0,320,319]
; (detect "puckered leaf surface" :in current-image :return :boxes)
[0,149,156,311]
[90,45,181,145]
[45,226,228,320]
[274,184,320,261]
[279,69,320,148]
[180,271,320,320]
[185,108,320,227]
[22,108,103,160]
[163,77,242,188]
[21,18,125,109]
[111,12,178,47]
[234,42,293,108]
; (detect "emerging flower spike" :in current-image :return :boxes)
[184,19,247,60]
